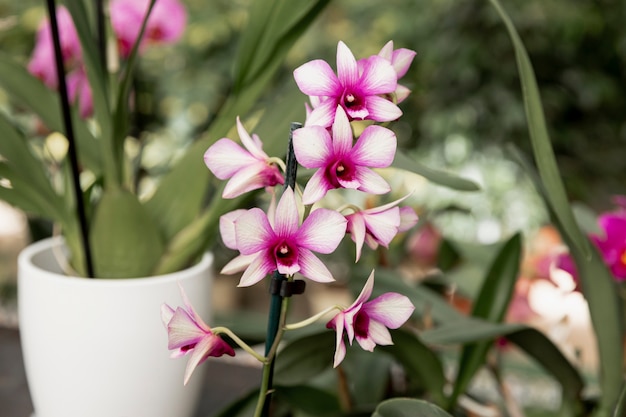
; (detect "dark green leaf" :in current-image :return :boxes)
[392,150,480,192]
[274,331,335,385]
[275,385,341,416]
[421,319,525,345]
[380,329,447,406]
[213,388,258,417]
[612,382,626,417]
[373,398,453,417]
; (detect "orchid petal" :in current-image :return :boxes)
[354,167,391,195]
[364,95,403,122]
[204,139,258,180]
[274,188,299,237]
[355,332,378,352]
[301,169,333,205]
[363,293,415,329]
[220,253,256,275]
[360,320,393,347]
[236,117,267,160]
[358,55,397,95]
[304,98,337,128]
[222,162,281,199]
[297,208,347,254]
[347,214,366,262]
[363,208,401,248]
[238,252,275,287]
[336,41,359,87]
[395,85,411,103]
[293,59,341,96]
[350,125,396,168]
[391,48,417,78]
[399,206,419,232]
[354,271,376,307]
[336,175,361,190]
[331,106,354,156]
[377,41,394,61]
[235,208,274,255]
[219,209,247,250]
[328,315,347,368]
[297,249,335,283]
[161,304,175,327]
[292,126,332,168]
[166,308,204,350]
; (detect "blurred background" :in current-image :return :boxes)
[0,0,625,329]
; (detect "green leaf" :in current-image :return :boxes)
[380,329,447,406]
[449,232,522,406]
[274,385,341,416]
[213,388,258,417]
[274,331,335,386]
[612,382,626,417]
[392,150,480,192]
[0,53,101,173]
[488,2,623,414]
[373,398,453,417]
[421,319,525,345]
[90,188,164,277]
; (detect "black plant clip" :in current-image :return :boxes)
[269,276,306,297]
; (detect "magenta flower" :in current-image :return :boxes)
[161,285,235,385]
[28,6,81,89]
[204,117,284,199]
[66,68,93,118]
[326,271,415,367]
[228,187,347,287]
[293,106,396,205]
[590,211,626,280]
[360,41,416,103]
[346,196,418,261]
[110,0,187,58]
[293,41,401,127]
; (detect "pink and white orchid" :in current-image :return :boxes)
[346,196,418,261]
[204,117,285,199]
[327,270,415,367]
[161,285,235,385]
[226,187,347,287]
[293,41,401,127]
[360,41,417,104]
[590,211,626,280]
[293,106,397,205]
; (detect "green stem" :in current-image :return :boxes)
[284,305,342,330]
[212,327,266,363]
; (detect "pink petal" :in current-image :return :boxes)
[274,188,299,237]
[161,303,175,327]
[293,59,341,96]
[395,85,411,103]
[331,106,354,156]
[358,55,397,95]
[238,252,276,287]
[166,308,205,350]
[359,320,393,347]
[301,169,333,205]
[222,162,280,199]
[354,167,391,195]
[236,117,268,160]
[363,208,401,247]
[297,208,347,253]
[399,206,418,232]
[336,175,360,190]
[235,208,274,255]
[328,314,347,368]
[363,293,415,329]
[304,98,338,128]
[350,125,396,168]
[297,249,335,283]
[220,253,256,275]
[364,95,403,122]
[183,335,234,385]
[391,48,417,78]
[352,271,376,308]
[377,41,394,61]
[293,126,333,168]
[219,209,247,250]
[204,138,258,179]
[336,41,359,87]
[347,213,366,262]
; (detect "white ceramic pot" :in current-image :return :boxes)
[18,237,213,417]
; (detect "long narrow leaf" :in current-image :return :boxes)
[489,1,624,414]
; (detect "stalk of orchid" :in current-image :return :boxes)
[161,40,418,416]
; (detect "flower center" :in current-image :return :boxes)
[277,244,290,258]
[354,310,370,339]
[620,249,626,267]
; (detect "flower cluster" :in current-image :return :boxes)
[163,40,416,383]
[28,0,186,117]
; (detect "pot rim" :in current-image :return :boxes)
[18,236,214,286]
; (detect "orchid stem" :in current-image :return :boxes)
[284,305,341,330]
[212,327,266,363]
[45,0,94,278]
[258,122,301,417]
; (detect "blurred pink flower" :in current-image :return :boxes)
[226,187,347,287]
[161,285,235,385]
[292,106,396,204]
[66,68,93,118]
[293,41,401,127]
[204,117,284,199]
[590,211,626,280]
[360,41,416,103]
[28,6,81,88]
[327,271,414,367]
[110,0,187,58]
[406,222,442,267]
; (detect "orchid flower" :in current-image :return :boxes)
[28,6,81,89]
[345,196,418,261]
[326,271,415,367]
[218,209,258,275]
[161,285,235,385]
[66,67,93,118]
[590,211,626,280]
[293,106,397,205]
[360,41,416,104]
[225,187,347,287]
[293,41,401,127]
[110,0,187,58]
[204,117,285,199]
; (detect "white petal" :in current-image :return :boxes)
[297,208,347,254]
[350,125,396,168]
[293,59,341,96]
[331,105,354,156]
[364,293,415,329]
[236,117,267,160]
[362,208,400,248]
[235,208,274,255]
[364,95,402,122]
[293,126,332,168]
[238,253,275,287]
[336,41,359,87]
[358,55,397,95]
[346,213,366,262]
[220,253,256,275]
[204,139,258,180]
[355,167,391,195]
[298,249,335,283]
[274,187,299,237]
[301,169,333,205]
[304,98,337,128]
[219,209,247,249]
